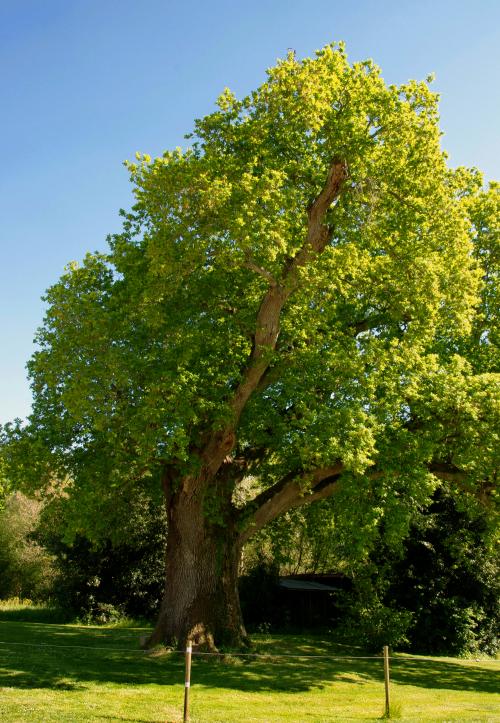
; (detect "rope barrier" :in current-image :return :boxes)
[191,651,381,659]
[0,640,380,658]
[0,640,147,653]
[0,639,497,662]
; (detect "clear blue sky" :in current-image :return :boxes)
[1,0,499,425]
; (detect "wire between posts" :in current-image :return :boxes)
[0,640,497,663]
[0,640,380,658]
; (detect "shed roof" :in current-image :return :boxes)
[279,578,340,592]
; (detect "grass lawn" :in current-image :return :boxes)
[0,604,498,722]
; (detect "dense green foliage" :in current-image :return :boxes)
[384,493,499,655]
[335,491,499,655]
[37,493,167,621]
[0,484,167,622]
[0,455,11,509]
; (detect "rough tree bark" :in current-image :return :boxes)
[147,481,247,649]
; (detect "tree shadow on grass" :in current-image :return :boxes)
[0,607,71,624]
[97,719,165,723]
[389,656,500,695]
[0,623,498,698]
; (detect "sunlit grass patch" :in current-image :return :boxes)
[0,598,68,623]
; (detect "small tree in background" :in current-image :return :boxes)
[0,492,55,601]
[387,491,499,655]
[37,490,167,621]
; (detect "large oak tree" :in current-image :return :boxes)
[13,45,498,648]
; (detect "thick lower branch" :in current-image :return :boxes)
[236,451,487,546]
[428,462,495,505]
[239,463,344,545]
[428,461,467,482]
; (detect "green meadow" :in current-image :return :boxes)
[0,605,498,722]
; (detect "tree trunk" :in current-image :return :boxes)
[146,482,248,650]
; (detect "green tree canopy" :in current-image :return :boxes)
[6,44,498,648]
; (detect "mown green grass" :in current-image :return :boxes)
[0,597,70,623]
[0,604,498,722]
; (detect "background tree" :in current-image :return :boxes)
[37,489,167,621]
[383,490,499,656]
[326,487,499,655]
[8,44,498,649]
[0,492,55,601]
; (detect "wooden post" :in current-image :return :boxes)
[183,639,192,723]
[383,645,390,718]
